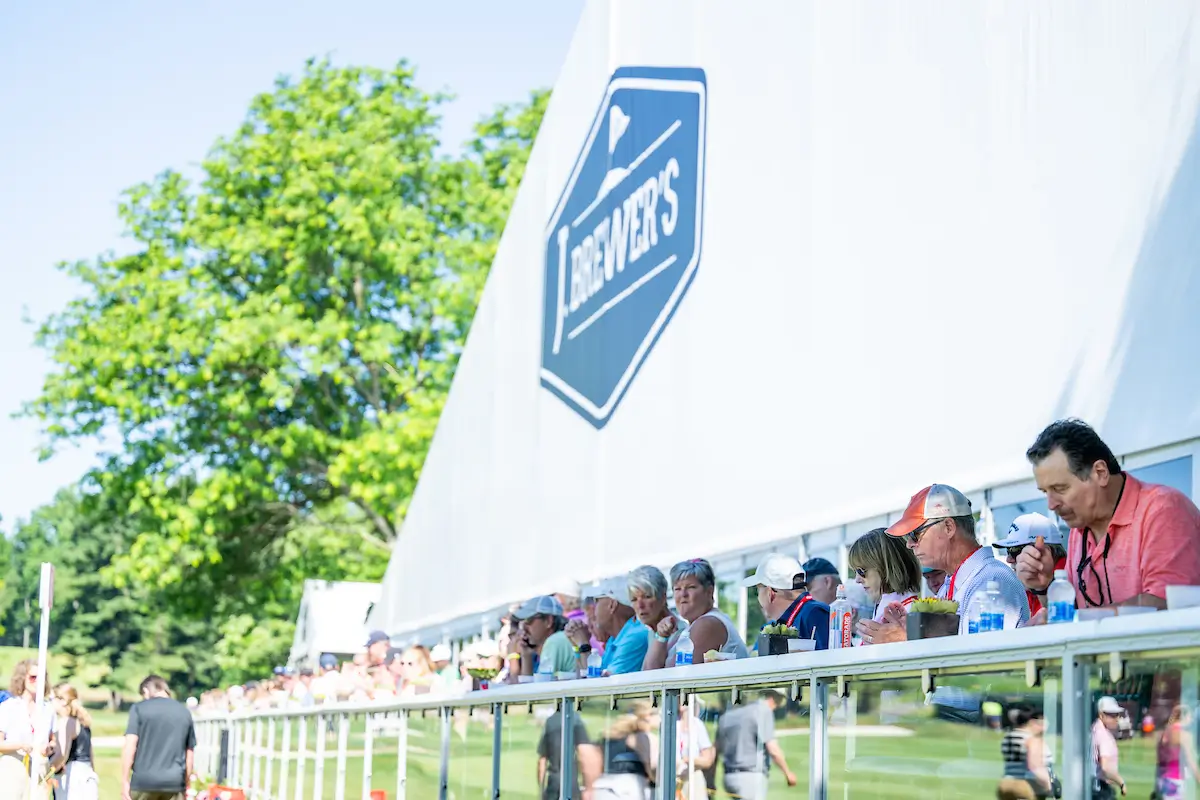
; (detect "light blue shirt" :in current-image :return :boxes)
[939,546,1031,633]
[601,614,650,675]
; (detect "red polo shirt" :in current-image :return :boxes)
[1066,474,1200,607]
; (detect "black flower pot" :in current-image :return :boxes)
[757,633,795,656]
[906,611,960,640]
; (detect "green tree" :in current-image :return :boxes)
[26,59,548,597]
[0,492,389,698]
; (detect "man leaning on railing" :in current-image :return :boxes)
[858,483,1030,644]
[1017,419,1200,616]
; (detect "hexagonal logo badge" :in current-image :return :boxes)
[540,66,707,429]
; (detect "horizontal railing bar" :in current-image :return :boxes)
[199,609,1199,721]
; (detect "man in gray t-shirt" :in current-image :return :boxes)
[715,691,796,799]
[121,675,197,800]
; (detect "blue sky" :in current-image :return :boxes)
[0,0,583,529]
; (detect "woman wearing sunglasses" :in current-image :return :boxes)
[0,659,57,799]
[849,528,922,641]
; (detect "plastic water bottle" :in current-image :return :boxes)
[675,628,694,666]
[829,585,853,649]
[967,592,987,634]
[586,648,603,678]
[982,580,1005,632]
[1047,569,1076,624]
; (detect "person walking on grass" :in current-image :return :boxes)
[50,683,97,800]
[120,675,196,800]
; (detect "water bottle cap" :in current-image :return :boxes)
[835,585,846,598]
[1053,569,1067,580]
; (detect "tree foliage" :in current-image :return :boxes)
[26,59,548,598]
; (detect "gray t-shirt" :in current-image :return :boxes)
[715,701,775,774]
[125,697,196,792]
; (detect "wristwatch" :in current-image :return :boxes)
[577,643,592,655]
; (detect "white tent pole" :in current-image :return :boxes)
[29,563,54,799]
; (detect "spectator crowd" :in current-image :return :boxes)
[207,419,1200,709]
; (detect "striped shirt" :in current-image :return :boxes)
[938,547,1031,633]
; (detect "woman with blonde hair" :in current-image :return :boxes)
[50,684,97,800]
[849,528,922,637]
[0,659,57,799]
[592,700,658,799]
[398,645,437,697]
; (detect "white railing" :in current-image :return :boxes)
[195,610,1200,800]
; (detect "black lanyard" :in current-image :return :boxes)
[1075,527,1113,608]
[1076,477,1125,608]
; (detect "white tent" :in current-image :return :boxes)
[289,580,381,668]
[371,0,1200,643]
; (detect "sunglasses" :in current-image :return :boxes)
[854,567,869,579]
[1003,545,1028,559]
[905,518,944,545]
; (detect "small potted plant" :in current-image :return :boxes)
[467,666,500,691]
[756,623,801,656]
[905,598,961,640]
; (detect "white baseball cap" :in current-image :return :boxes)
[741,553,806,591]
[1097,696,1122,715]
[430,644,452,662]
[992,513,1064,549]
[589,577,632,606]
[471,639,500,658]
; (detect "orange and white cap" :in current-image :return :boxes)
[885,484,973,538]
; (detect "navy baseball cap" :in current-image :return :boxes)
[366,630,390,647]
[319,653,338,670]
[802,557,840,579]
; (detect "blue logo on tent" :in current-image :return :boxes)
[541,66,707,429]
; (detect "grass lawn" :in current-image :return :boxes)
[89,704,1157,800]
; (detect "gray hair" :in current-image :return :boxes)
[627,565,669,601]
[951,514,977,541]
[669,558,717,590]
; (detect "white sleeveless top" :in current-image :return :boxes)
[687,608,751,659]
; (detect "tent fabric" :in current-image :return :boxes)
[289,580,381,667]
[370,0,1200,640]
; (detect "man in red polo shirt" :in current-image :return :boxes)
[1017,419,1200,609]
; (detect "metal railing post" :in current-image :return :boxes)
[438,707,451,800]
[279,717,292,800]
[396,710,408,800]
[559,699,576,800]
[253,716,264,794]
[1062,654,1092,800]
[659,691,679,800]
[810,678,829,800]
[314,713,327,800]
[361,713,375,800]
[294,715,308,800]
[491,703,503,800]
[265,717,276,797]
[334,712,350,800]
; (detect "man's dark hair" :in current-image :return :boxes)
[1026,419,1121,479]
[139,675,172,698]
[1007,702,1044,729]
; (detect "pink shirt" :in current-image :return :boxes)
[1066,475,1200,607]
[1092,719,1119,775]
